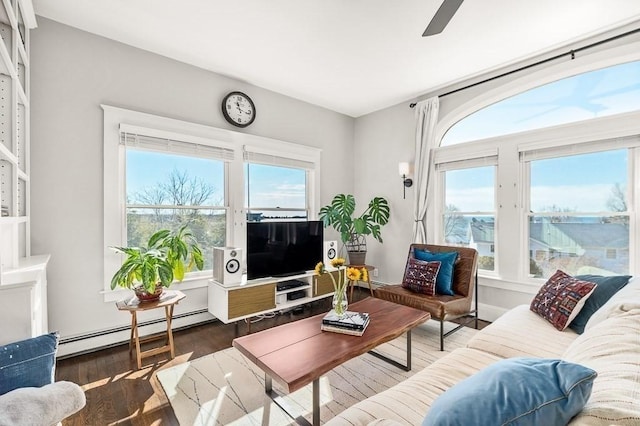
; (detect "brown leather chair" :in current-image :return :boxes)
[374,244,478,350]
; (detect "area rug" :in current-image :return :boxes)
[157,321,477,426]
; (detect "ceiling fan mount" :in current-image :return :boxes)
[422,0,463,37]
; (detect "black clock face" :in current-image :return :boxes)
[222,91,256,127]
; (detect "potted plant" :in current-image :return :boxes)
[318,194,390,265]
[110,225,204,302]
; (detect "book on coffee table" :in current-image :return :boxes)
[322,311,370,330]
[321,320,369,336]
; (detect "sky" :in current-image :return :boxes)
[444,60,637,214]
[126,150,306,209]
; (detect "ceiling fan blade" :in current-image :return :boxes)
[422,0,463,37]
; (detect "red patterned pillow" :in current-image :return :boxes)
[530,270,597,331]
[402,258,441,296]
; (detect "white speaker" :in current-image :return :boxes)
[323,240,338,270]
[213,247,243,286]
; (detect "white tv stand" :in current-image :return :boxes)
[208,270,338,323]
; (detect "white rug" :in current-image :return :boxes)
[157,321,478,426]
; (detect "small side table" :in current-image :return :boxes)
[346,264,375,301]
[116,290,185,369]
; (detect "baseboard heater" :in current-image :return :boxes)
[57,308,215,359]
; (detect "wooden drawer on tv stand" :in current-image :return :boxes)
[228,283,276,319]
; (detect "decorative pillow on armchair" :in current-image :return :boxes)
[402,258,441,296]
[413,249,458,296]
[0,332,59,396]
[530,270,597,331]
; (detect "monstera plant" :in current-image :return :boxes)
[318,194,390,264]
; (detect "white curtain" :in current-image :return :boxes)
[412,97,440,243]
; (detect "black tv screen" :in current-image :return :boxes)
[247,221,324,280]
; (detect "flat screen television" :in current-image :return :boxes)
[246,220,324,280]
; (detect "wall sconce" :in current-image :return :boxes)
[398,162,413,199]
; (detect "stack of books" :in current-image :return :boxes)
[321,310,370,336]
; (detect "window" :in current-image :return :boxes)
[441,165,496,271]
[442,60,640,146]
[525,149,629,277]
[126,148,227,271]
[243,147,318,222]
[103,105,322,299]
[433,56,640,286]
[245,163,307,221]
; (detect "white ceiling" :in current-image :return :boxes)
[32,0,640,117]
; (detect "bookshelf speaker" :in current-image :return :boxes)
[213,247,242,286]
[323,240,338,270]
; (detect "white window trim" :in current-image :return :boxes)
[102,105,321,302]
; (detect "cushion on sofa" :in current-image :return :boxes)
[568,274,631,334]
[0,332,59,396]
[584,276,640,332]
[564,306,640,425]
[413,249,458,295]
[422,357,597,426]
[530,270,597,331]
[324,347,502,426]
[466,304,578,358]
[401,258,440,296]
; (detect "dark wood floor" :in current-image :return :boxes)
[57,289,489,426]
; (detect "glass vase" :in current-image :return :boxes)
[332,287,348,318]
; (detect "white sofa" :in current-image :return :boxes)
[327,276,640,425]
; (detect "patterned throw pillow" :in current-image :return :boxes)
[402,258,441,296]
[530,270,597,331]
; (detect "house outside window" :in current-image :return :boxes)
[440,164,496,272]
[526,149,629,277]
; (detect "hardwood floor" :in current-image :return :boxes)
[57,289,488,426]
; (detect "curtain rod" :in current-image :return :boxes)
[409,26,640,108]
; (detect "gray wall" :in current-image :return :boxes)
[31,18,354,348]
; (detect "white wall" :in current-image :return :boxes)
[30,18,355,355]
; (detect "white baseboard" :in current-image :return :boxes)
[57,311,213,358]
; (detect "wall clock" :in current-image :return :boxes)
[222,91,256,128]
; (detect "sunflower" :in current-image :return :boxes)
[314,262,324,276]
[331,257,346,268]
[346,267,362,281]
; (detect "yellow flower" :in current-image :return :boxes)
[361,267,368,282]
[314,262,324,276]
[346,267,362,281]
[331,257,346,268]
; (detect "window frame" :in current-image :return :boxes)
[102,105,321,302]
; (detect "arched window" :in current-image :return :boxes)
[442,60,640,146]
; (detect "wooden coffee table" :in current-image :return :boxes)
[232,297,430,425]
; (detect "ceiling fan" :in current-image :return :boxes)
[422,0,463,37]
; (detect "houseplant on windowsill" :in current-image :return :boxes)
[110,225,204,302]
[318,194,390,265]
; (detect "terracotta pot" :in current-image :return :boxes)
[134,285,164,303]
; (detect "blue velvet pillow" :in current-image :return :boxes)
[414,249,458,295]
[0,332,59,396]
[422,357,596,426]
[569,274,632,334]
